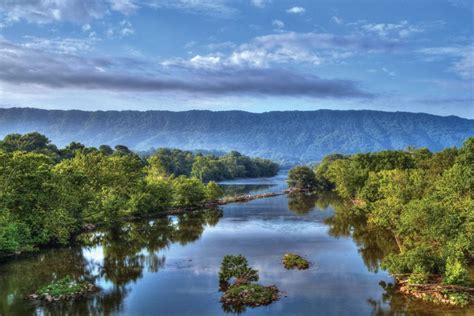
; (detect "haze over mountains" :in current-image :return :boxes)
[1,108,472,162]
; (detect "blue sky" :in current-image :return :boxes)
[0,0,473,118]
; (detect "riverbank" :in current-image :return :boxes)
[0,188,294,261]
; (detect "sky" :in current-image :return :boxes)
[0,0,473,118]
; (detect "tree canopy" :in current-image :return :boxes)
[288,137,474,286]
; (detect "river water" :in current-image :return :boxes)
[0,170,472,315]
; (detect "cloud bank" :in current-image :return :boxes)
[0,39,372,99]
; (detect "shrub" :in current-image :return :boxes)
[282,253,310,270]
[219,255,259,285]
[443,257,468,285]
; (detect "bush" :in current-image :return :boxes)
[443,257,468,285]
[407,265,428,285]
[205,181,223,201]
[219,255,259,285]
[287,166,320,190]
[220,283,279,307]
[282,253,310,270]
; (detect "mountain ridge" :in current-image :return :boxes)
[1,107,472,162]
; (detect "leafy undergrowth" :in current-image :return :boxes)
[30,276,98,302]
[219,255,280,311]
[282,253,310,270]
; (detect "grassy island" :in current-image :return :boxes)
[219,255,280,310]
[282,253,310,270]
[30,276,98,302]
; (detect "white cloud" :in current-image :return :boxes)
[0,0,236,25]
[331,16,343,25]
[353,20,423,39]
[163,30,402,71]
[251,0,271,8]
[108,0,139,15]
[0,0,123,24]
[286,6,306,15]
[381,67,396,77]
[272,19,285,29]
[418,46,474,80]
[147,0,238,17]
[189,55,222,67]
[82,24,91,32]
[107,20,135,38]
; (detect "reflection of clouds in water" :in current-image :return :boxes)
[204,218,328,236]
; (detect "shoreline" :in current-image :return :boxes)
[0,188,296,262]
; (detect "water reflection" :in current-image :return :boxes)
[220,184,274,197]
[1,179,472,315]
[0,209,222,316]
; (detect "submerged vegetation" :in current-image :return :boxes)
[219,255,279,311]
[282,253,310,270]
[0,132,244,256]
[288,137,474,306]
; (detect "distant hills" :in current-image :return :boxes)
[1,107,473,162]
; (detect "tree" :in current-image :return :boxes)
[99,145,114,156]
[205,181,223,201]
[172,176,207,206]
[287,166,320,190]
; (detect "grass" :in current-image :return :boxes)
[282,253,310,270]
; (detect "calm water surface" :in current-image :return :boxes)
[1,170,472,315]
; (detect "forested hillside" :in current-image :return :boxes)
[1,108,473,162]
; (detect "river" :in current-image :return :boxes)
[0,170,472,315]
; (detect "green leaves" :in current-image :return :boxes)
[0,132,232,256]
[297,137,474,285]
[219,255,259,285]
[287,166,321,191]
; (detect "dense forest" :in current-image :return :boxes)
[147,148,278,182]
[288,138,473,295]
[1,108,473,162]
[0,132,275,257]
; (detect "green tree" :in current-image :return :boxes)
[287,166,320,190]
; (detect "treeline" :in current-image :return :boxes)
[288,138,473,286]
[0,132,227,256]
[147,148,279,182]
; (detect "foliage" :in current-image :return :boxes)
[34,276,97,301]
[291,137,474,287]
[443,257,469,285]
[219,255,279,311]
[287,166,321,190]
[220,284,279,308]
[0,132,253,256]
[219,255,259,285]
[407,265,429,285]
[171,176,207,207]
[205,181,224,201]
[149,148,279,182]
[282,253,310,270]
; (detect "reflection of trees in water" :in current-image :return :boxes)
[0,208,223,316]
[221,301,246,314]
[172,209,222,244]
[287,192,397,272]
[287,191,341,215]
[288,192,415,314]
